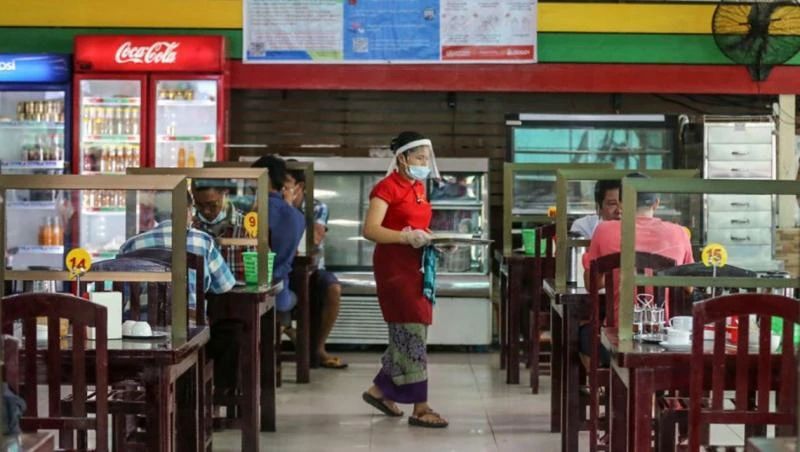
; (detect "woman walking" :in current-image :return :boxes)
[361,131,449,428]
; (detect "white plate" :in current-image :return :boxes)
[122,331,169,341]
[659,340,691,351]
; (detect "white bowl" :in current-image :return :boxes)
[131,321,152,337]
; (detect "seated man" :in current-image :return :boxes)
[285,165,347,369]
[191,179,248,281]
[118,191,236,309]
[251,155,306,320]
[580,173,693,365]
[570,179,621,238]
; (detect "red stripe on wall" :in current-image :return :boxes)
[230,61,800,94]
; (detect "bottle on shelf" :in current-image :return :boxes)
[51,216,63,246]
[130,107,140,135]
[187,148,197,168]
[177,146,186,168]
[39,217,53,246]
[203,143,216,162]
[100,148,110,173]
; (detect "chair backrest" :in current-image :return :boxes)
[1,292,108,452]
[656,263,758,316]
[689,293,799,450]
[3,334,20,393]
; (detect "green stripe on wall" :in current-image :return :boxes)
[1,27,799,66]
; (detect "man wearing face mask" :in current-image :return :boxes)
[360,131,449,429]
[191,179,248,281]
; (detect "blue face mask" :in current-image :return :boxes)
[198,207,227,225]
[408,165,431,181]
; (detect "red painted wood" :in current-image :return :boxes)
[230,61,800,94]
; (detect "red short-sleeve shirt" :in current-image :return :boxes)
[370,171,433,324]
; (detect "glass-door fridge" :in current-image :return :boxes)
[72,34,228,259]
[0,54,72,271]
[287,157,492,346]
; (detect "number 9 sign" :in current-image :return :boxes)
[244,212,258,238]
[701,243,728,268]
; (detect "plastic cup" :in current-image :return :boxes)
[522,229,536,255]
[243,251,276,285]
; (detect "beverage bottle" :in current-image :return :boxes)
[130,107,140,135]
[100,148,109,173]
[41,217,54,246]
[187,148,197,168]
[203,143,215,162]
[83,107,93,136]
[131,145,140,168]
[51,216,63,246]
[112,107,121,135]
[94,107,104,136]
[177,146,186,167]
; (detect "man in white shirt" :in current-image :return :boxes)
[569,179,621,238]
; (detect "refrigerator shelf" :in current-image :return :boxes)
[0,121,64,130]
[81,208,125,215]
[7,201,57,210]
[82,135,140,144]
[157,135,215,143]
[1,161,65,170]
[12,245,64,255]
[82,97,140,106]
[157,100,216,107]
[82,170,127,176]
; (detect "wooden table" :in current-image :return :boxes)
[3,432,56,451]
[747,437,797,451]
[498,253,536,385]
[33,326,210,452]
[207,285,276,452]
[602,328,788,452]
[543,278,590,452]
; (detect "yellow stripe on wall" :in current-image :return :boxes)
[0,1,715,34]
[539,3,715,34]
[0,0,243,29]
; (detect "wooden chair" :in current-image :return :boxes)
[77,249,212,451]
[586,251,676,452]
[528,222,555,393]
[1,292,109,451]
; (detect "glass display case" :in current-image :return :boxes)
[506,114,677,216]
[153,79,219,168]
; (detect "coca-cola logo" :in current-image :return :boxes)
[114,41,180,64]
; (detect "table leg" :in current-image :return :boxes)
[507,264,521,384]
[240,304,261,452]
[562,304,580,452]
[629,368,655,452]
[550,304,562,433]
[500,270,507,371]
[609,362,629,452]
[144,366,174,452]
[297,271,311,384]
[261,307,277,432]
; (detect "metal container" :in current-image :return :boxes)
[567,233,588,288]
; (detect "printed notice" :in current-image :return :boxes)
[440,0,536,61]
[245,0,343,61]
[243,0,537,63]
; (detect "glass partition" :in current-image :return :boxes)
[0,174,191,342]
[618,178,800,340]
[554,168,700,292]
[128,168,271,286]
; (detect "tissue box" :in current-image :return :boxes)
[88,292,123,340]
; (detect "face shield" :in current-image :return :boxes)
[385,138,440,180]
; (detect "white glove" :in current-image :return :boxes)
[401,228,432,249]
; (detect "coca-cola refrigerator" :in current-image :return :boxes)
[72,35,228,259]
[0,53,72,271]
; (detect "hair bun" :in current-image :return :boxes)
[390,131,426,151]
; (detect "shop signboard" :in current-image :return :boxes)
[243,0,537,63]
[0,54,70,83]
[74,35,226,73]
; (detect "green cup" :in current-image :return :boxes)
[243,251,275,285]
[522,229,536,255]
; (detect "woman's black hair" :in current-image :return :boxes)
[390,131,427,155]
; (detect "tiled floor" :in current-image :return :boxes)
[212,351,561,452]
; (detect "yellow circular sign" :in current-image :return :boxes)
[701,243,728,268]
[244,212,258,238]
[682,226,692,241]
[65,248,92,277]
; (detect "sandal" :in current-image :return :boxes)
[409,411,449,429]
[320,356,348,369]
[362,392,403,417]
